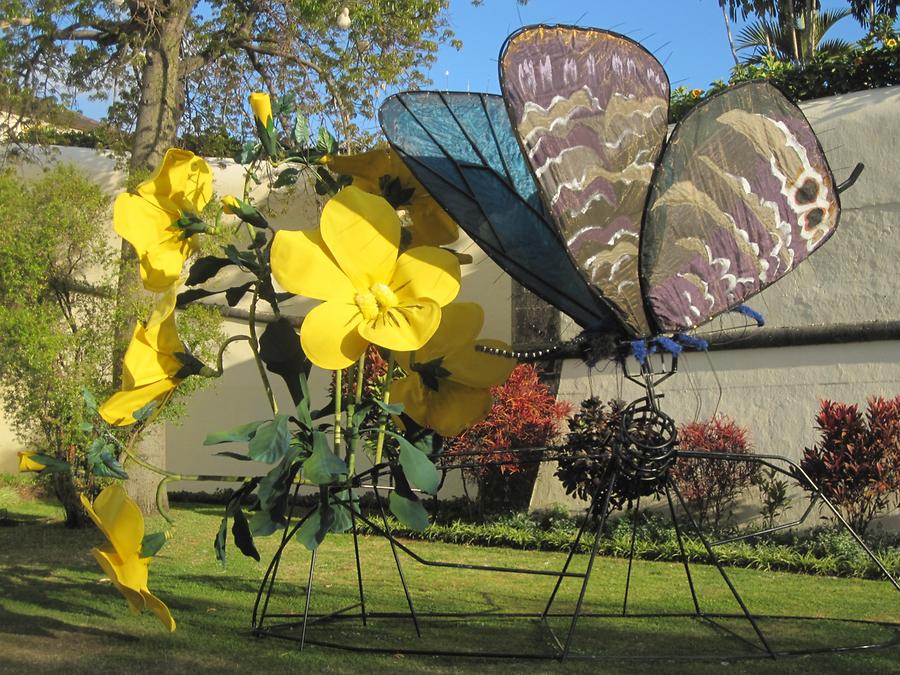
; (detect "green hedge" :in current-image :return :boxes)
[355,509,900,581]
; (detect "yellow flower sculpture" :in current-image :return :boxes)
[100,288,185,426]
[17,451,46,472]
[81,485,176,632]
[114,148,212,292]
[326,147,459,245]
[391,303,515,437]
[249,91,273,128]
[271,186,461,370]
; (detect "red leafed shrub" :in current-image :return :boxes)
[445,364,571,513]
[671,415,758,532]
[799,396,900,535]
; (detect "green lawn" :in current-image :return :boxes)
[1,485,898,674]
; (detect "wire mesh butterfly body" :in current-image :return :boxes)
[379,25,842,354]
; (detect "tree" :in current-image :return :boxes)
[719,0,855,63]
[736,5,853,63]
[1,0,457,511]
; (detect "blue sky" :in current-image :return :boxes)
[429,0,868,94]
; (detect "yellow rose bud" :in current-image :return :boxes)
[221,195,241,215]
[18,451,47,472]
[249,92,273,127]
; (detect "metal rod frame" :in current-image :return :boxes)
[250,356,899,660]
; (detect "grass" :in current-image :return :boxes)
[1,484,898,674]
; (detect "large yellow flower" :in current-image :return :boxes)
[80,485,176,632]
[17,451,46,472]
[114,149,212,292]
[391,303,515,437]
[271,186,461,370]
[326,147,459,245]
[100,288,185,426]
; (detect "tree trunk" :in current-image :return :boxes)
[52,471,90,528]
[115,0,194,514]
[720,5,741,66]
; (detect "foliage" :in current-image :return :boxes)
[0,165,116,525]
[356,507,900,580]
[445,364,570,477]
[670,18,898,122]
[0,1,459,158]
[671,415,759,532]
[798,396,900,535]
[757,467,793,529]
[735,6,853,64]
[443,364,570,513]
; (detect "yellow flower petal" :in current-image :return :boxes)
[391,376,492,437]
[99,378,177,426]
[391,247,460,307]
[444,338,516,389]
[136,148,212,215]
[82,485,144,559]
[357,299,441,352]
[141,589,177,632]
[326,149,392,194]
[249,92,273,127]
[415,302,482,363]
[121,313,183,390]
[140,240,194,293]
[320,186,400,289]
[407,198,459,246]
[270,228,355,301]
[113,192,176,258]
[92,547,147,615]
[17,451,46,472]
[300,300,367,370]
[146,282,180,330]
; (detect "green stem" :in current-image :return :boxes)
[334,368,343,451]
[248,285,278,415]
[374,352,396,466]
[215,335,252,375]
[345,353,366,476]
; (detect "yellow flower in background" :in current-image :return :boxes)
[249,91,273,128]
[80,485,176,632]
[17,451,46,472]
[886,38,897,49]
[100,287,185,426]
[690,88,703,98]
[114,149,212,292]
[391,303,515,437]
[271,186,461,370]
[325,147,459,245]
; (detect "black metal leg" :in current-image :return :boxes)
[542,486,603,619]
[559,470,618,661]
[622,495,641,616]
[665,483,701,615]
[373,483,421,637]
[671,481,775,658]
[299,547,318,651]
[350,495,368,626]
[252,504,317,630]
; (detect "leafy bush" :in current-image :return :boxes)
[444,364,571,514]
[670,21,899,123]
[798,396,900,535]
[671,415,759,532]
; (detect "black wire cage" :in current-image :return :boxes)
[249,354,900,662]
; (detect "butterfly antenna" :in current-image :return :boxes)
[836,163,865,194]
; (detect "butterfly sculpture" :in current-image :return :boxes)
[379,25,848,354]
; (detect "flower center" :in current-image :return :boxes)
[355,283,399,321]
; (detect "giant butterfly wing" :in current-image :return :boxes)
[500,25,669,338]
[640,81,841,333]
[379,91,626,336]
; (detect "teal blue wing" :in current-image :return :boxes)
[379,91,625,335]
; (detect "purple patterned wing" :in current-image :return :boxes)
[500,26,669,337]
[640,81,840,333]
